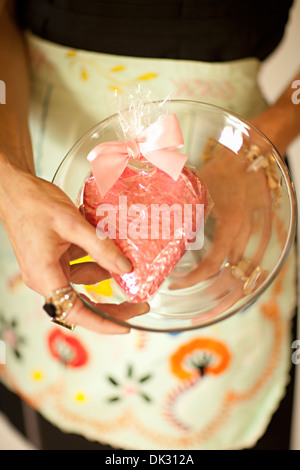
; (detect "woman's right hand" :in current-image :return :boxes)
[169,141,274,318]
[0,163,149,334]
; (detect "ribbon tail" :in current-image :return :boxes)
[145,149,189,180]
[89,153,129,197]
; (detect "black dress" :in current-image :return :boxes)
[17,0,293,62]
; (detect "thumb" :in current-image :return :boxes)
[61,212,132,275]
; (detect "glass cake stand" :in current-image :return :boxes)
[53,100,296,332]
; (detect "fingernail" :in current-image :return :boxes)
[117,257,133,273]
[139,303,150,314]
[124,301,150,315]
[120,328,131,334]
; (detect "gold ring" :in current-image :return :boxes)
[43,286,77,330]
[225,259,264,295]
[244,144,281,202]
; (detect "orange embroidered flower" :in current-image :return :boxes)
[261,301,279,319]
[170,338,231,381]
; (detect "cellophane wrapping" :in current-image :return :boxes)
[82,97,211,302]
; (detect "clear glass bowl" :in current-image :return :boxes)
[53,100,297,332]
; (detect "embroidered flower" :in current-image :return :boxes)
[106,364,153,403]
[31,369,44,382]
[73,391,88,404]
[66,53,158,93]
[170,77,235,101]
[48,328,88,368]
[0,314,26,360]
[188,352,212,377]
[170,337,231,381]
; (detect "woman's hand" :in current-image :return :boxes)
[169,140,273,316]
[169,83,300,318]
[0,8,149,335]
[0,165,149,334]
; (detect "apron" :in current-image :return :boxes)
[0,32,296,450]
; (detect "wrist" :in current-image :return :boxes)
[0,108,35,174]
[252,102,299,158]
[0,153,36,219]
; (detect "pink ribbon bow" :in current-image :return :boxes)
[87,114,189,196]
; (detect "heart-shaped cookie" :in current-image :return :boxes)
[82,165,208,302]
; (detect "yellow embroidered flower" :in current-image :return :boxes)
[110,65,126,72]
[66,51,77,58]
[81,67,89,81]
[109,85,122,93]
[31,369,44,382]
[73,391,88,403]
[137,73,158,81]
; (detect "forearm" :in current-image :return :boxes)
[0,2,34,174]
[253,70,300,157]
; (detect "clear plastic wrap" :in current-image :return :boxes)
[82,96,212,302]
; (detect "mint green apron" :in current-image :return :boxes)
[0,32,296,450]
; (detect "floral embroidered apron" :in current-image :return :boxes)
[0,32,296,450]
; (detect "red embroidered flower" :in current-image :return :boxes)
[48,329,88,367]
